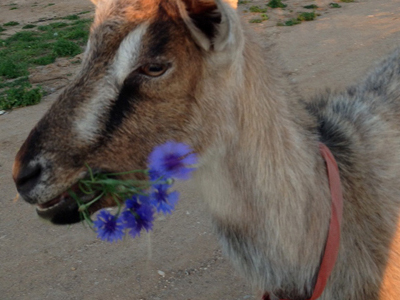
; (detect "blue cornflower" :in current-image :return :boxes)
[122,196,154,238]
[148,168,167,186]
[148,141,197,180]
[93,210,125,243]
[150,184,180,215]
[125,194,150,209]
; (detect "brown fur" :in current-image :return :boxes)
[13,1,400,299]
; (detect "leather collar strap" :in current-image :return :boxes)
[263,143,344,300]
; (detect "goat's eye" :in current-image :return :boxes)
[140,63,168,77]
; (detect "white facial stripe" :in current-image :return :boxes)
[74,85,118,142]
[74,24,149,143]
[112,24,148,85]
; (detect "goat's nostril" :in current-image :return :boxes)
[15,164,42,195]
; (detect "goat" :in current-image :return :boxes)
[12,0,400,299]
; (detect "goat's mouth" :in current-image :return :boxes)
[36,182,101,225]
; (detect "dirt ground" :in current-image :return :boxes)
[1,0,400,299]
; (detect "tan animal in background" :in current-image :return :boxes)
[12,0,400,299]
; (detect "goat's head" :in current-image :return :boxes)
[12,0,243,224]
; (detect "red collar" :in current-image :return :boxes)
[263,143,344,300]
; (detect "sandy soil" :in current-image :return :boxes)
[1,0,400,299]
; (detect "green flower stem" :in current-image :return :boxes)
[70,164,175,226]
[112,194,123,216]
[107,169,149,176]
[78,192,105,212]
[68,189,93,226]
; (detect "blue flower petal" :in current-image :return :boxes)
[150,183,180,215]
[148,141,197,180]
[122,202,154,238]
[93,210,125,243]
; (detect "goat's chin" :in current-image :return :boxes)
[35,183,106,225]
[37,201,82,224]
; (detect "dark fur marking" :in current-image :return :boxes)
[147,19,173,58]
[216,224,252,267]
[103,75,142,137]
[306,100,354,168]
[17,126,42,166]
[179,0,221,41]
[189,9,221,40]
[318,119,353,167]
[101,14,176,139]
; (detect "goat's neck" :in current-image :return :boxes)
[196,35,333,293]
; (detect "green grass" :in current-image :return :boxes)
[6,31,40,42]
[49,22,69,29]
[297,11,316,21]
[0,84,42,110]
[3,21,19,27]
[0,59,28,79]
[267,0,287,8]
[53,39,81,56]
[22,24,36,29]
[329,3,342,7]
[303,4,318,9]
[10,7,18,10]
[284,18,301,26]
[32,54,56,65]
[0,16,92,110]
[63,26,89,40]
[71,18,93,26]
[249,5,268,13]
[238,0,249,4]
[37,25,51,31]
[249,13,268,23]
[0,76,29,89]
[340,0,354,2]
[78,11,91,15]
[0,26,5,33]
[278,18,301,26]
[62,14,80,20]
[249,18,262,23]
[278,11,317,26]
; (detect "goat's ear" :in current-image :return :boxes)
[178,0,238,51]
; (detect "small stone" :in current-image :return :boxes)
[0,111,5,115]
[71,267,76,271]
[157,270,165,277]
